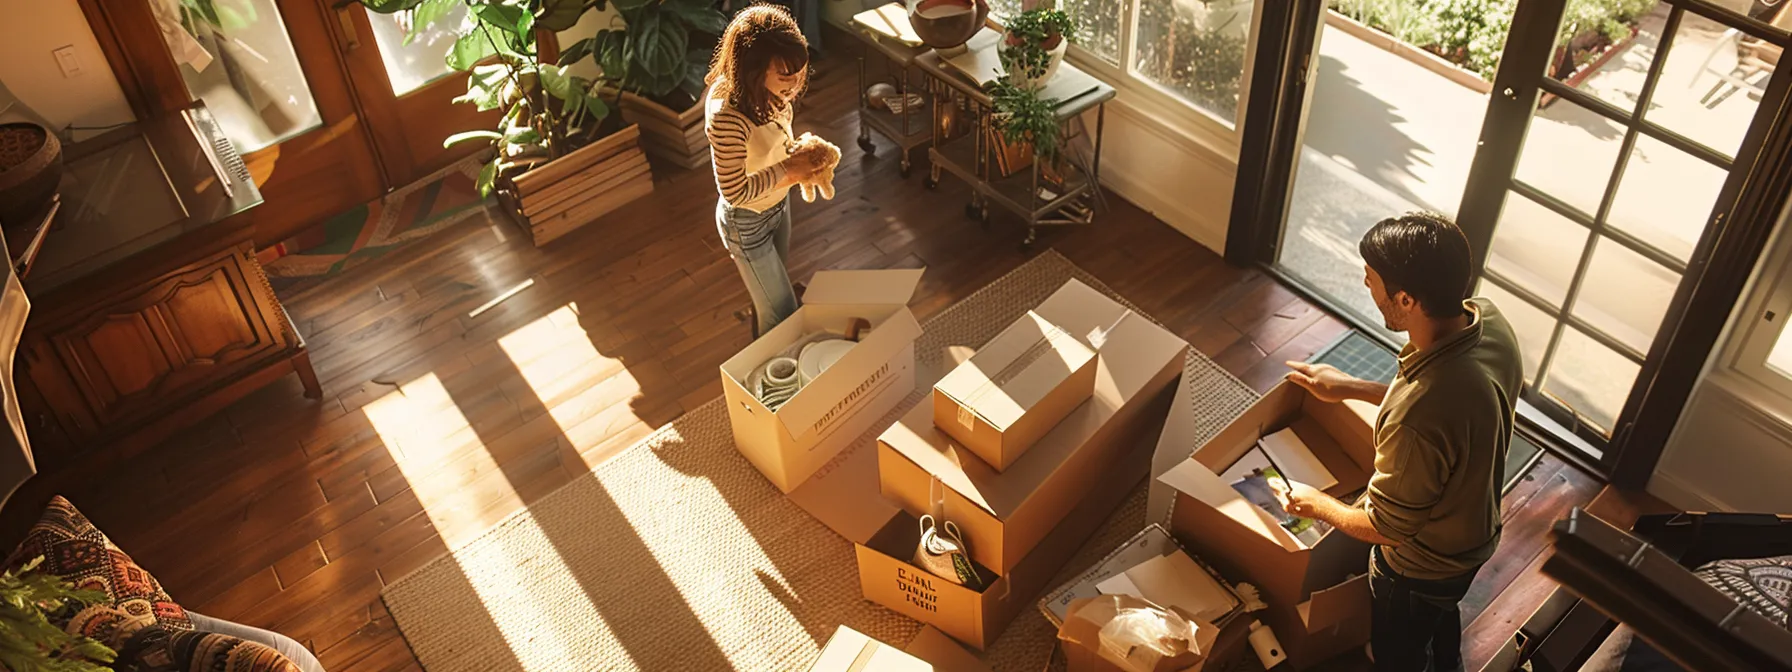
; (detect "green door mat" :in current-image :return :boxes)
[1308,331,1543,492]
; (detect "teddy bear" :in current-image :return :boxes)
[788,132,842,203]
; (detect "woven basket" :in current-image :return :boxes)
[0,122,63,226]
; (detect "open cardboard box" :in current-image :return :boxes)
[1158,382,1380,669]
[879,280,1187,573]
[857,432,1155,650]
[721,269,925,493]
[933,310,1098,471]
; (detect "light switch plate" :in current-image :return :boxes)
[53,46,82,78]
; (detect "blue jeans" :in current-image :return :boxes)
[1369,546,1480,672]
[717,197,799,334]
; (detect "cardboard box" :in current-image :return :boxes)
[1058,595,1217,672]
[1157,382,1380,669]
[880,280,1187,572]
[933,310,1098,471]
[1038,524,1240,628]
[721,269,925,493]
[902,626,991,672]
[856,431,1156,650]
[808,625,932,672]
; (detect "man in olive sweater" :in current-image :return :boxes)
[1278,213,1524,672]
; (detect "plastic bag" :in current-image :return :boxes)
[1059,595,1215,672]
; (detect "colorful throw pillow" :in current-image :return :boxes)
[5,496,304,672]
[4,495,192,653]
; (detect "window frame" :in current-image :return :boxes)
[998,0,1263,165]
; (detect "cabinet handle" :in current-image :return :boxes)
[336,4,361,51]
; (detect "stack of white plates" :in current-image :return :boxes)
[798,340,856,385]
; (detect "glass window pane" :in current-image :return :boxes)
[1477,280,1553,381]
[1515,100,1625,217]
[1549,1,1666,114]
[989,0,1022,21]
[1542,327,1640,434]
[1766,319,1792,378]
[1061,0,1123,64]
[1130,0,1253,122]
[368,4,469,95]
[1606,134,1727,262]
[1487,191,1589,307]
[1572,237,1679,353]
[1647,10,1777,158]
[149,0,324,153]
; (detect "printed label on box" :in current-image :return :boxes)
[809,362,896,446]
[896,566,942,614]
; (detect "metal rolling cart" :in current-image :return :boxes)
[847,5,934,177]
[914,30,1116,248]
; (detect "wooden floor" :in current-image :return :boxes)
[2,37,1620,672]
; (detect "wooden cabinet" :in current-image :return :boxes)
[19,243,317,466]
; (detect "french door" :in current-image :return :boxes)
[77,0,495,245]
[1229,0,1792,482]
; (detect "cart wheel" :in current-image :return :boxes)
[924,175,938,189]
[858,136,877,154]
[964,202,980,219]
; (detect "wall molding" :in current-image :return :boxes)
[1646,469,1724,512]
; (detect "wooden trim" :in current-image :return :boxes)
[1223,0,1320,263]
[1608,63,1792,487]
[72,0,152,119]
[513,124,642,193]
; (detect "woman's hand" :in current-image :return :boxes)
[783,148,824,180]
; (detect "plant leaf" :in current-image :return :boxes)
[557,37,595,66]
[668,0,727,34]
[447,30,497,71]
[536,0,589,31]
[476,159,498,197]
[538,64,577,101]
[454,63,510,111]
[473,3,528,29]
[505,126,542,144]
[444,130,504,148]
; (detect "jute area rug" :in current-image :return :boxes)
[382,250,1260,671]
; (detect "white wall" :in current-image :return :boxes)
[824,3,1237,252]
[0,0,136,138]
[1650,201,1792,514]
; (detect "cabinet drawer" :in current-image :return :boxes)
[39,249,288,435]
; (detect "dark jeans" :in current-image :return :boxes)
[1369,546,1481,672]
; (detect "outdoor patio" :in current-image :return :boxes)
[1276,4,1770,431]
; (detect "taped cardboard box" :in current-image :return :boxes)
[879,280,1187,572]
[856,432,1155,650]
[721,269,925,493]
[1058,595,1218,672]
[933,311,1098,471]
[808,625,932,672]
[1157,382,1379,669]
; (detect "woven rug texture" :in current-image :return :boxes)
[381,250,1260,671]
[258,155,489,291]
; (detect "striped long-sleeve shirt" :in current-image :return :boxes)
[706,84,795,213]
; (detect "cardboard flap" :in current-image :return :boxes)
[935,312,1093,431]
[810,626,933,672]
[789,439,900,544]
[1032,279,1128,349]
[1297,574,1371,633]
[777,309,923,437]
[1159,460,1305,553]
[805,268,925,306]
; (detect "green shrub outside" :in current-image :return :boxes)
[1333,0,1657,79]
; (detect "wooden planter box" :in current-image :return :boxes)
[619,91,710,170]
[498,124,653,247]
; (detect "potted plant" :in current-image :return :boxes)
[985,78,1062,180]
[0,557,116,671]
[998,8,1075,90]
[360,0,654,247]
[558,0,727,170]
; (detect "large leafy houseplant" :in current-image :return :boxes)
[359,0,617,196]
[0,557,116,672]
[558,0,727,107]
[986,79,1062,164]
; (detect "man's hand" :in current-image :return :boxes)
[1271,478,1325,519]
[1285,361,1384,404]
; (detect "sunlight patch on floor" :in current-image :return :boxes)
[364,374,634,670]
[499,305,814,670]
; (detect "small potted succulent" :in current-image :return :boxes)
[998,8,1074,89]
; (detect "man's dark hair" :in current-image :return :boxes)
[1359,212,1472,318]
